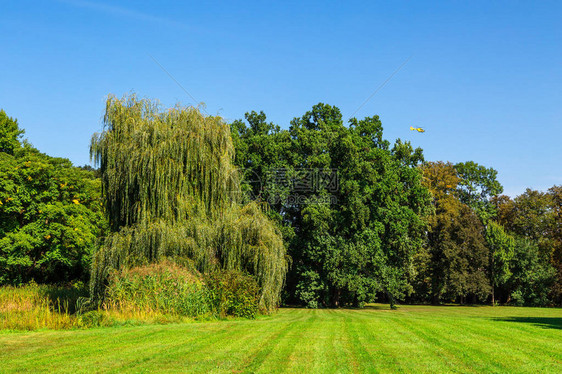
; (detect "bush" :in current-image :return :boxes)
[295,270,324,309]
[507,238,555,306]
[510,290,525,307]
[78,310,111,327]
[206,270,260,319]
[105,261,212,319]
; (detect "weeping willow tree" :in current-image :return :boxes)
[88,95,287,311]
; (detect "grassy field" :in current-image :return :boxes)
[1,305,561,373]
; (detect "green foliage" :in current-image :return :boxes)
[0,118,106,285]
[495,188,561,304]
[419,162,490,304]
[77,310,112,327]
[206,270,260,319]
[0,109,24,155]
[507,238,554,306]
[232,104,432,308]
[295,270,325,308]
[498,189,553,248]
[89,95,287,312]
[105,261,212,318]
[486,221,515,304]
[548,185,562,303]
[6,100,561,309]
[454,161,503,223]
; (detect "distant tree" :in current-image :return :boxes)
[486,221,515,305]
[454,161,503,223]
[419,162,489,304]
[506,237,555,306]
[453,162,516,305]
[492,194,516,228]
[449,206,491,303]
[78,164,101,178]
[547,185,562,304]
[494,188,561,304]
[503,189,552,244]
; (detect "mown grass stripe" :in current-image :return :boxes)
[1,305,561,373]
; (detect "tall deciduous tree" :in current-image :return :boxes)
[0,112,105,285]
[494,188,561,304]
[89,95,287,311]
[419,162,489,304]
[548,185,562,304]
[454,161,503,223]
[232,104,431,308]
[507,237,555,306]
[486,221,515,305]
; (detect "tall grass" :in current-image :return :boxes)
[0,282,200,331]
[102,262,260,320]
[104,261,213,319]
[0,283,85,331]
[1,263,261,331]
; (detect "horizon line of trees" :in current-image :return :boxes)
[1,100,560,308]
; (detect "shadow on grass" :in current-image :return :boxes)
[362,305,399,310]
[283,304,489,311]
[281,304,393,311]
[495,317,562,330]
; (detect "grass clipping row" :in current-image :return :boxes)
[88,95,287,312]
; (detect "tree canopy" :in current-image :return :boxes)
[454,161,503,223]
[88,95,288,311]
[2,98,561,310]
[417,162,489,304]
[0,115,105,285]
[232,104,431,307]
[494,187,562,305]
[0,110,24,155]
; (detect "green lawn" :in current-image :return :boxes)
[1,305,561,373]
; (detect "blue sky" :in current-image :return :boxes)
[1,1,561,196]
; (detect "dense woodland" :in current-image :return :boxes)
[1,96,560,312]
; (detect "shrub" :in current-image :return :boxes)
[1,265,263,331]
[206,270,260,319]
[105,260,212,318]
[295,270,325,309]
[78,310,111,327]
[510,290,525,307]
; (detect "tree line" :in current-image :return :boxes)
[230,104,561,307]
[0,98,560,308]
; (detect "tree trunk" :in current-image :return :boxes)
[332,288,340,308]
[431,293,440,305]
[387,290,397,310]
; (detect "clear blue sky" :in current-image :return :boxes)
[1,1,561,196]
